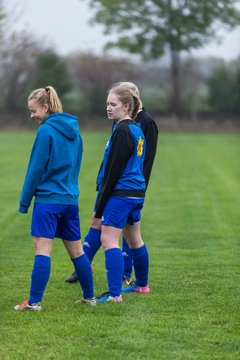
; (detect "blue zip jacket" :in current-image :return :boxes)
[19,113,83,213]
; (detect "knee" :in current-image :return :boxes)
[34,237,52,257]
[101,234,120,251]
[100,235,108,250]
[71,248,84,259]
[67,242,84,259]
[127,238,144,249]
[35,246,51,257]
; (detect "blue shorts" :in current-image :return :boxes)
[101,196,144,229]
[31,204,81,240]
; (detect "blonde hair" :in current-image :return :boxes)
[109,84,141,120]
[111,82,143,110]
[28,85,63,114]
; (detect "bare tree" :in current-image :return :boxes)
[0,31,44,113]
[69,52,142,117]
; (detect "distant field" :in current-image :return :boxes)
[0,131,239,360]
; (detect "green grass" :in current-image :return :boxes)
[0,131,239,360]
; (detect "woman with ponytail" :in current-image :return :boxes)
[111,82,158,288]
[14,85,96,311]
[66,82,157,298]
[85,85,149,303]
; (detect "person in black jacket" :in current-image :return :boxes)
[87,85,150,302]
[65,82,158,288]
[115,83,158,286]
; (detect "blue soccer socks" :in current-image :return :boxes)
[131,244,149,287]
[105,248,123,297]
[29,255,51,305]
[83,227,101,263]
[122,237,133,278]
[72,253,94,299]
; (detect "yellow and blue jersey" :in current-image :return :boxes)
[95,119,146,218]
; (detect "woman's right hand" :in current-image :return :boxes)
[91,212,102,229]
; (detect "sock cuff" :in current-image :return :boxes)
[105,248,122,256]
[71,254,82,264]
[34,254,51,268]
[71,253,89,265]
[88,227,101,240]
[131,244,147,258]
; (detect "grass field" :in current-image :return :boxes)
[0,130,239,360]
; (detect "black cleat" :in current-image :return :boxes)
[65,271,78,283]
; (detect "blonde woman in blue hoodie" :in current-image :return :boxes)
[14,86,96,311]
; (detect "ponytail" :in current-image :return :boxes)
[45,86,63,113]
[131,94,141,119]
[28,85,63,115]
[110,82,143,118]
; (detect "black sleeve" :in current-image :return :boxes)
[96,121,116,191]
[142,120,158,188]
[95,127,134,218]
[96,161,103,191]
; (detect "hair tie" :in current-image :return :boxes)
[45,87,49,92]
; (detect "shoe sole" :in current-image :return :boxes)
[14,305,42,311]
[134,289,150,294]
[76,299,96,306]
[107,298,122,303]
[97,296,122,303]
[121,287,150,294]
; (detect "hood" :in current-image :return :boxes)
[45,113,79,140]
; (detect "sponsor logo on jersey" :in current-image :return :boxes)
[137,136,144,156]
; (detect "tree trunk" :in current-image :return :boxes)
[169,49,181,117]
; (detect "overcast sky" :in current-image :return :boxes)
[5,0,240,60]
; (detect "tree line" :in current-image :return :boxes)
[0,0,239,128]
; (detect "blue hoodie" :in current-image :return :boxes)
[19,113,83,213]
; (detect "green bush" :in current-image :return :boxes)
[207,64,240,115]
